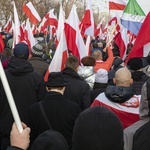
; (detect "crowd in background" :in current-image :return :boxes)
[0,30,150,150]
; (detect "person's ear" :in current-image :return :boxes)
[113,78,116,84]
[130,78,133,85]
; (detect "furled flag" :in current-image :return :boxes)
[22,2,41,25]
[79,0,94,36]
[11,1,21,46]
[121,0,145,36]
[94,20,103,38]
[4,15,12,33]
[0,34,4,53]
[44,31,68,81]
[109,0,126,17]
[65,5,87,60]
[127,12,150,61]
[56,4,65,42]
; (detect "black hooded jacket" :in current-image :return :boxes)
[105,85,135,103]
[62,67,91,110]
[0,56,46,149]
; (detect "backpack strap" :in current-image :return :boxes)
[39,101,53,129]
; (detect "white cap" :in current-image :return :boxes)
[95,69,108,83]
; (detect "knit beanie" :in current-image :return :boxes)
[95,69,108,83]
[73,106,124,150]
[31,130,69,150]
[13,42,29,60]
[128,57,143,70]
[31,44,43,57]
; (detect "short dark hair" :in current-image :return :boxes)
[66,55,79,70]
[81,56,95,66]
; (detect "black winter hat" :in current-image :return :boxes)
[44,72,69,87]
[73,106,124,150]
[13,42,29,60]
[128,57,143,70]
[31,130,69,150]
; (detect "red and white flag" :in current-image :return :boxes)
[94,20,103,38]
[127,12,150,61]
[39,9,58,33]
[0,34,4,53]
[22,2,41,25]
[79,0,94,36]
[24,19,37,50]
[44,31,68,81]
[4,15,12,33]
[91,92,140,128]
[11,1,21,46]
[109,0,126,17]
[65,5,87,60]
[114,26,129,60]
[56,4,65,42]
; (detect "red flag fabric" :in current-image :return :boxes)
[79,0,94,36]
[65,5,87,60]
[91,93,140,128]
[22,2,41,25]
[44,31,68,81]
[127,12,150,61]
[0,34,4,53]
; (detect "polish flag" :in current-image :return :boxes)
[0,34,4,53]
[94,20,103,38]
[24,19,37,50]
[65,5,87,60]
[39,9,58,33]
[79,0,94,36]
[44,31,68,81]
[22,2,41,25]
[57,4,65,42]
[4,15,12,33]
[109,0,126,17]
[114,27,129,60]
[127,12,150,61]
[11,1,21,46]
[31,24,38,35]
[91,92,140,128]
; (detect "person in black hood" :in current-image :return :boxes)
[61,56,91,111]
[73,106,124,150]
[0,42,46,150]
[92,67,141,128]
[31,130,69,150]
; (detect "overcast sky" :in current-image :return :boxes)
[91,0,150,14]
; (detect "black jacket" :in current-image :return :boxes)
[131,71,149,95]
[0,56,46,150]
[30,91,81,149]
[62,67,91,110]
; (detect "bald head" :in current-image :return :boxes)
[114,67,132,87]
[93,50,102,60]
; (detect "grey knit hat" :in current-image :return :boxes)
[31,44,43,57]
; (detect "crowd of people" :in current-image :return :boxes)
[0,31,150,150]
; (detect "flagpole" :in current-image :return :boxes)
[0,60,23,133]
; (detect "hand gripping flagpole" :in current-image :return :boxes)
[0,60,23,133]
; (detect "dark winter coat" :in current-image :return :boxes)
[28,57,49,78]
[62,67,91,110]
[90,83,107,103]
[30,91,81,149]
[131,71,149,95]
[0,56,46,150]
